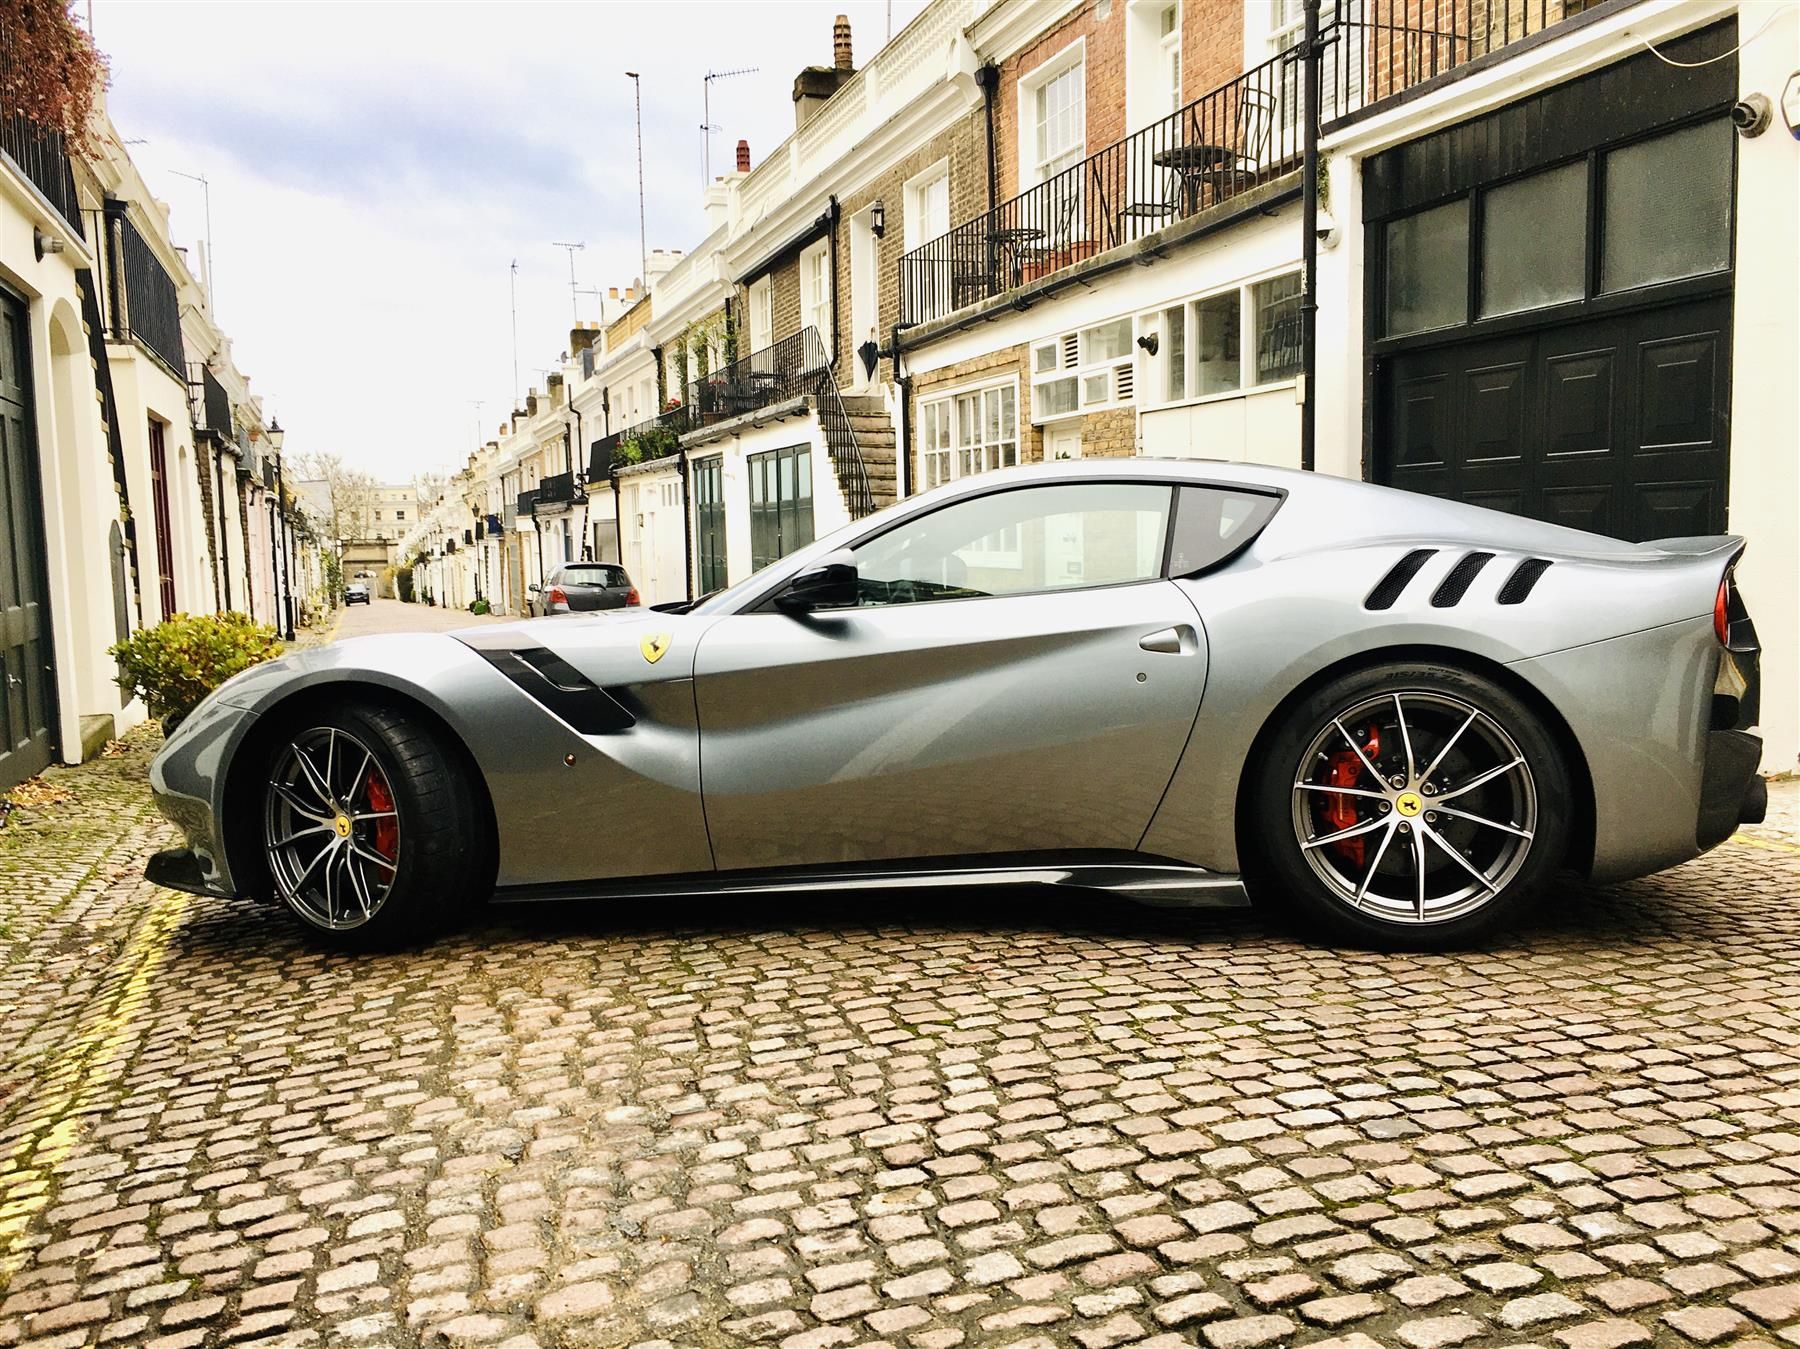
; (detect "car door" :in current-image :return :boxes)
[692,480,1208,872]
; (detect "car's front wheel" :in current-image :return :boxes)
[261,703,481,947]
[1251,663,1571,949]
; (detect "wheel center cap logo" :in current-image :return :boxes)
[333,813,353,838]
[1395,792,1423,817]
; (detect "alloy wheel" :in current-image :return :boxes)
[263,727,402,930]
[1289,691,1537,925]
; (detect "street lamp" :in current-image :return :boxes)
[268,419,295,640]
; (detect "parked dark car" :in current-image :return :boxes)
[529,563,638,616]
[343,581,371,605]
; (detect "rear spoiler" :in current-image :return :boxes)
[1637,534,1745,561]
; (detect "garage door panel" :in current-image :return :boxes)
[1394,371,1454,471]
[1637,331,1719,453]
[1540,483,1617,537]
[1463,362,1527,464]
[1542,348,1618,458]
[1633,480,1717,539]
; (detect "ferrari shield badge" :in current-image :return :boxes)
[640,632,672,664]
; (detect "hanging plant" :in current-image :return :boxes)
[0,0,109,152]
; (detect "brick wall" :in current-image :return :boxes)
[839,108,988,383]
[995,0,1247,203]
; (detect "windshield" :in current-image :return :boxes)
[557,565,627,587]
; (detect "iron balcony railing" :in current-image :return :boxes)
[191,365,233,438]
[516,487,540,518]
[0,38,85,240]
[900,52,1300,327]
[592,406,693,480]
[88,208,186,374]
[1320,0,1616,123]
[686,327,872,519]
[535,469,586,508]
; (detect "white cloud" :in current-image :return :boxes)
[94,0,928,482]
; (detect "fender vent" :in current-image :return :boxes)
[1497,557,1552,605]
[1431,551,1495,607]
[1365,548,1437,610]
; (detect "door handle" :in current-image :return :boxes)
[1138,626,1191,655]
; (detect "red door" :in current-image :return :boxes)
[148,418,177,617]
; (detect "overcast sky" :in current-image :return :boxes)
[93,0,929,483]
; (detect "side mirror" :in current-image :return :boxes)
[527,583,541,595]
[774,549,858,614]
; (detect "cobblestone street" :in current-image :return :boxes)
[2,622,1798,1348]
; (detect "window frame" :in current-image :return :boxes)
[915,377,1021,491]
[1135,266,1305,412]
[1018,39,1087,190]
[902,159,951,252]
[800,238,833,345]
[747,275,774,353]
[1029,316,1138,424]
[747,442,815,571]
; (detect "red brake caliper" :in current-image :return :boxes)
[365,773,399,875]
[1322,725,1381,868]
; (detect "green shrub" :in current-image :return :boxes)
[471,597,491,615]
[396,565,415,603]
[109,612,284,728]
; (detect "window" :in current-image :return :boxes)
[851,483,1172,606]
[1140,271,1298,407]
[1480,161,1587,317]
[747,276,773,353]
[1266,0,1360,130]
[1023,46,1085,187]
[395,508,406,521]
[1385,199,1470,337]
[801,239,832,344]
[695,455,727,593]
[1031,318,1136,422]
[1167,486,1282,575]
[903,162,950,251]
[918,383,1018,490]
[1160,3,1182,113]
[1602,120,1732,294]
[748,444,813,571]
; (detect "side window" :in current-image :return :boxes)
[852,483,1171,606]
[1167,486,1282,575]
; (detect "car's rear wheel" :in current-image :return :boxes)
[261,703,480,947]
[1251,663,1570,948]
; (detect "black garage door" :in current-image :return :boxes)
[1365,22,1737,542]
[1382,293,1731,539]
[1,288,59,792]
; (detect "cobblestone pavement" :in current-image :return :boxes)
[2,700,1798,1348]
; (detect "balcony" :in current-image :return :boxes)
[485,512,503,536]
[1321,0,1623,126]
[88,207,185,375]
[1,117,84,241]
[900,54,1300,328]
[191,366,233,440]
[516,487,540,518]
[535,470,586,509]
[592,407,692,481]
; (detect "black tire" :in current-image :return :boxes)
[1249,662,1570,950]
[259,702,483,949]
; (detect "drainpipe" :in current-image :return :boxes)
[890,322,912,500]
[976,65,1000,211]
[610,469,623,568]
[824,195,842,370]
[679,450,694,602]
[1299,0,1321,473]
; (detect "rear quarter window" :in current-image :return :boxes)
[1167,486,1283,576]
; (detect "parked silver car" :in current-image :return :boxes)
[146,460,1764,950]
[343,581,371,606]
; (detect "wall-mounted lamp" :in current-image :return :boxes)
[33,228,65,262]
[1135,332,1159,357]
[870,200,886,239]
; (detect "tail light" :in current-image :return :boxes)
[1714,577,1730,645]
[547,585,568,608]
[625,587,641,606]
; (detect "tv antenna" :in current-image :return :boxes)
[701,66,758,183]
[552,241,586,324]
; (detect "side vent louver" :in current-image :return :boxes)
[1431,551,1495,607]
[1365,549,1437,610]
[1497,557,1553,604]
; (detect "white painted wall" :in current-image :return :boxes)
[619,464,686,605]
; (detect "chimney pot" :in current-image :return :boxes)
[834,14,852,69]
[736,138,751,172]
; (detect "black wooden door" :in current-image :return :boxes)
[1379,293,1731,541]
[148,417,177,617]
[0,290,59,791]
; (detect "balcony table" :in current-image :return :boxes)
[1151,144,1236,213]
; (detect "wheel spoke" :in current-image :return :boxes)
[271,781,333,823]
[348,840,397,876]
[1393,695,1417,781]
[351,810,397,823]
[290,744,334,807]
[287,838,333,898]
[1436,756,1525,803]
[1296,782,1388,800]
[342,848,372,919]
[324,728,337,799]
[1302,814,1389,851]
[1421,821,1500,894]
[346,750,373,805]
[1419,709,1478,785]
[1355,817,1401,905]
[273,823,334,848]
[1434,804,1532,839]
[1410,826,1428,920]
[321,841,339,922]
[1333,718,1384,785]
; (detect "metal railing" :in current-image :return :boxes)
[686,327,872,519]
[1320,0,1610,122]
[592,407,692,480]
[516,487,540,518]
[192,365,233,438]
[89,208,185,374]
[900,52,1300,327]
[534,469,585,508]
[1,116,84,240]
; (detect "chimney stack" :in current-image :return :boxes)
[736,138,751,173]
[794,15,858,129]
[833,14,852,69]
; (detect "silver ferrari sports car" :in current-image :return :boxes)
[147,460,1765,950]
